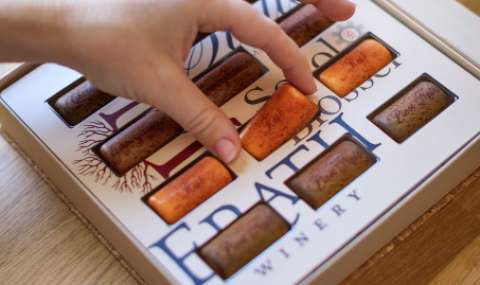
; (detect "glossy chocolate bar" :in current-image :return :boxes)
[55,81,115,125]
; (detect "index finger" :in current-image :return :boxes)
[299,0,356,21]
[195,0,317,95]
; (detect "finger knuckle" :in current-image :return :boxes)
[184,107,217,138]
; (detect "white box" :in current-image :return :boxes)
[1,0,480,284]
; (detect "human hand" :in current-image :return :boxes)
[0,0,355,163]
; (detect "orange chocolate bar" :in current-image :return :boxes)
[196,52,264,107]
[55,81,115,125]
[148,156,232,225]
[279,4,334,47]
[240,83,318,160]
[373,81,454,143]
[290,141,374,209]
[319,39,392,97]
[199,204,290,279]
[100,109,183,175]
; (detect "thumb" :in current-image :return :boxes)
[148,63,241,163]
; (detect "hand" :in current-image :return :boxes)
[0,0,355,163]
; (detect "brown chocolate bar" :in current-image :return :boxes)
[199,204,290,279]
[196,52,264,107]
[373,81,454,143]
[319,39,392,97]
[279,5,334,47]
[55,81,115,125]
[100,109,183,174]
[290,141,375,209]
[148,156,232,224]
[240,83,319,160]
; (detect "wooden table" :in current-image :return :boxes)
[1,1,479,284]
[0,70,139,283]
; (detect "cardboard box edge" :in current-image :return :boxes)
[0,63,40,92]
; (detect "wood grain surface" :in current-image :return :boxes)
[0,64,138,284]
[0,1,479,283]
[350,176,480,285]
[458,0,480,16]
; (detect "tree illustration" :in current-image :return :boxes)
[74,119,160,195]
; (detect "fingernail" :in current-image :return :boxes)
[215,139,237,163]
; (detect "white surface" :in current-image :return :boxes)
[389,0,480,68]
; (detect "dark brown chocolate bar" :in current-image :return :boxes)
[290,141,374,209]
[100,109,183,174]
[279,4,334,47]
[199,204,290,279]
[373,81,454,143]
[196,52,264,107]
[55,81,115,125]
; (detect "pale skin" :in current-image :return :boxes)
[0,0,355,163]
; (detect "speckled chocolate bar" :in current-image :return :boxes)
[100,109,183,175]
[373,81,454,143]
[289,141,375,209]
[199,204,290,279]
[279,4,334,47]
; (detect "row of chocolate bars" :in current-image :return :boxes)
[47,4,456,280]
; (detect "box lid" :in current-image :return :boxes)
[386,0,480,69]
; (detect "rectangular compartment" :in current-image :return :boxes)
[198,202,291,280]
[46,78,116,127]
[313,32,399,97]
[368,73,457,143]
[192,46,269,95]
[93,107,183,176]
[142,152,237,225]
[286,135,377,210]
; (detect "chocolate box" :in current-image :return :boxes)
[1,0,480,284]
